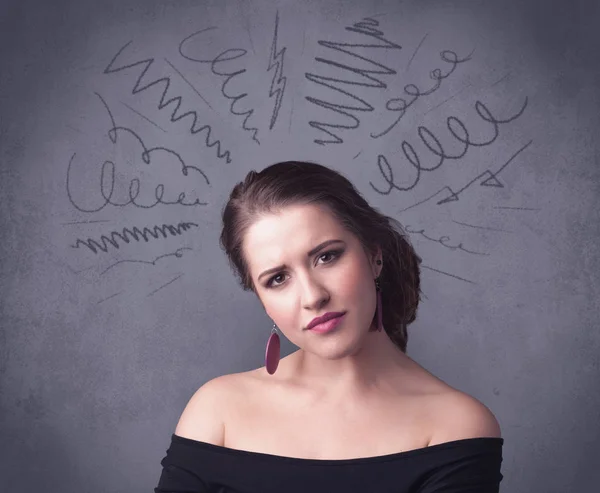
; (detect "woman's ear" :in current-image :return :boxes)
[371,245,383,277]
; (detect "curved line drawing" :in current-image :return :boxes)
[101,247,194,275]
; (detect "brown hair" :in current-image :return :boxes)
[219,161,422,353]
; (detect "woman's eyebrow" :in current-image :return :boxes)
[257,239,345,281]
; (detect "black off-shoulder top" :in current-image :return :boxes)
[154,434,504,493]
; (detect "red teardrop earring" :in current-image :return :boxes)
[265,323,280,375]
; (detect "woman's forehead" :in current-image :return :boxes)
[243,205,349,264]
[250,204,341,238]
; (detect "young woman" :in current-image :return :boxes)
[154,161,503,493]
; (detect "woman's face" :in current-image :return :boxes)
[243,203,382,360]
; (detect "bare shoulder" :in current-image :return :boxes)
[174,374,239,446]
[428,389,502,446]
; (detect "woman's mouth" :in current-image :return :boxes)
[307,313,346,334]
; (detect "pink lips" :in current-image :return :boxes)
[306,312,346,333]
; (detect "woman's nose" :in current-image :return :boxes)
[300,275,330,309]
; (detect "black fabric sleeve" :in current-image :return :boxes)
[415,439,504,493]
[154,440,211,493]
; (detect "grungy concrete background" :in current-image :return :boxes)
[1,0,599,491]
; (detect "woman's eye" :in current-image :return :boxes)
[266,273,286,288]
[272,274,285,285]
[266,250,342,288]
[318,249,342,263]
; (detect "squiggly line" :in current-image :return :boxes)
[72,221,199,254]
[104,41,232,163]
[96,92,209,184]
[404,225,489,256]
[304,17,402,145]
[370,49,473,139]
[371,100,529,195]
[101,247,193,275]
[66,94,210,213]
[178,27,261,144]
[398,140,533,211]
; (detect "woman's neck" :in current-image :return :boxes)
[289,331,410,402]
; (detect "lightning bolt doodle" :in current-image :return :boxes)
[267,10,287,130]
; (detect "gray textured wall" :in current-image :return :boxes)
[1,0,599,491]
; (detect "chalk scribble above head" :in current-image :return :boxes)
[219,160,423,355]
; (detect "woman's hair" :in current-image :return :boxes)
[219,161,422,353]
